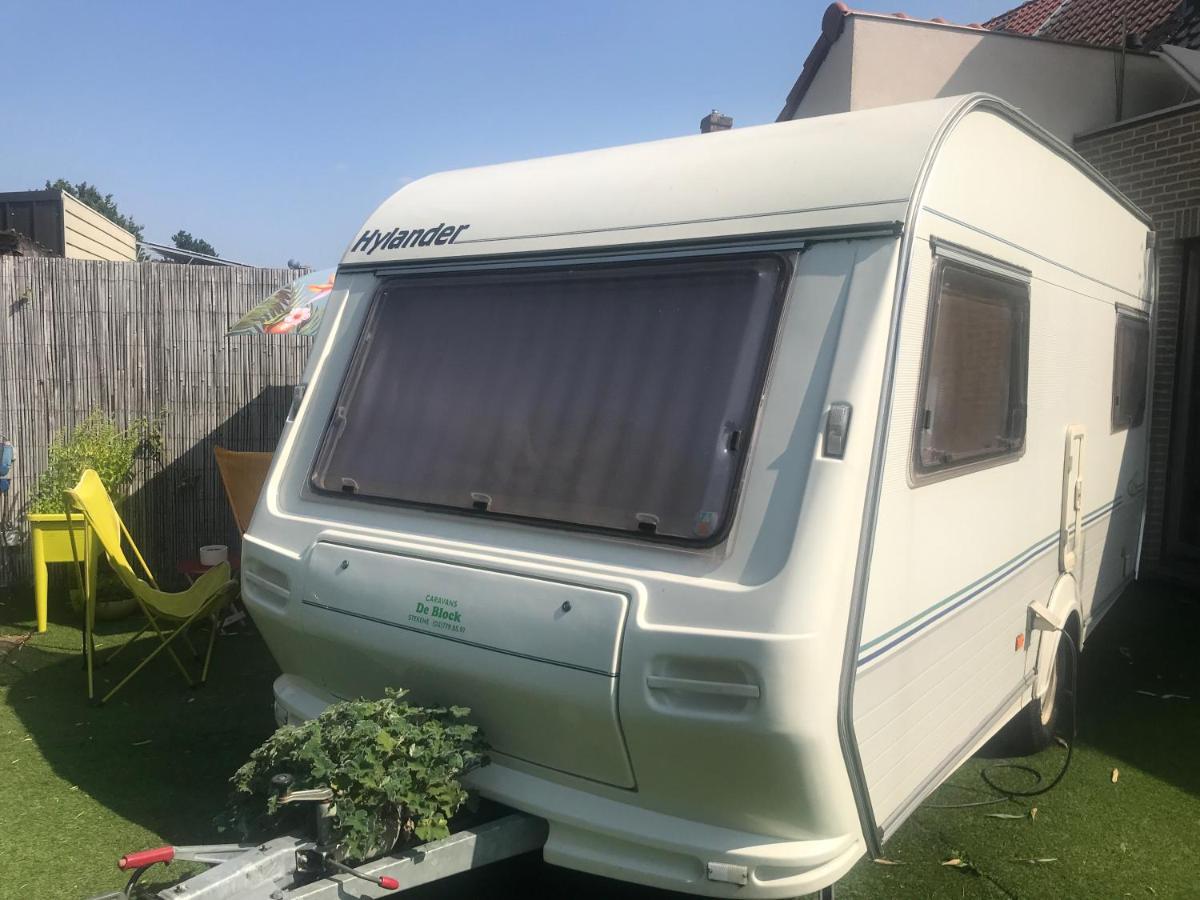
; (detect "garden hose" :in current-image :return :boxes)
[927,628,1078,809]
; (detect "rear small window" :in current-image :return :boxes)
[1112,311,1149,431]
[310,255,787,543]
[913,255,1030,481]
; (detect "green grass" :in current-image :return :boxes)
[0,585,280,899]
[0,578,1196,899]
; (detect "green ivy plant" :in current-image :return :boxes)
[225,690,488,863]
[28,411,164,514]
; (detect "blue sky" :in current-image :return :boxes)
[7,1,1007,268]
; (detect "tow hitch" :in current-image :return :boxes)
[91,775,548,899]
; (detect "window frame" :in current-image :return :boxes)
[1111,307,1150,432]
[306,250,794,549]
[910,244,1032,486]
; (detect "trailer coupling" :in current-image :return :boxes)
[92,811,548,900]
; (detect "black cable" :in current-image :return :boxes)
[928,628,1078,809]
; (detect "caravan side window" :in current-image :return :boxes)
[913,254,1030,482]
[1112,311,1149,431]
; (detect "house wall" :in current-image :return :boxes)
[789,16,1191,142]
[794,17,855,119]
[61,191,137,261]
[1076,102,1200,573]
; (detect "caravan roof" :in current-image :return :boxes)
[342,94,1145,268]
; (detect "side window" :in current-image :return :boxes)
[1112,311,1150,431]
[913,253,1030,481]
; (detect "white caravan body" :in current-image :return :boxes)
[243,94,1153,897]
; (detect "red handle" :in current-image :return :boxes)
[378,876,399,890]
[118,846,175,870]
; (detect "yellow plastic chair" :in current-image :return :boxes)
[65,469,238,705]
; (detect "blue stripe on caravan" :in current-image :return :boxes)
[857,497,1124,668]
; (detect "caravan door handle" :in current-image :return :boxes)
[1127,476,1146,497]
[645,675,761,699]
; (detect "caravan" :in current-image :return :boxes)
[241,94,1153,897]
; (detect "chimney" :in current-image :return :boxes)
[700,110,733,133]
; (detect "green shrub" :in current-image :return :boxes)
[225,690,488,862]
[28,411,163,514]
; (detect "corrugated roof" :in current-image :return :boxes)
[1158,4,1200,49]
[986,0,1183,49]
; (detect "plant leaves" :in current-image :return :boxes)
[221,691,489,863]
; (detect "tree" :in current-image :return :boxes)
[44,179,144,242]
[170,230,219,258]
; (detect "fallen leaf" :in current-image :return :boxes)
[132,739,151,747]
[984,813,1027,819]
[1014,857,1058,864]
[1112,768,1120,784]
[873,858,905,866]
[1030,807,1038,821]
[1161,694,1191,701]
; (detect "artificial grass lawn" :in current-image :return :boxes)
[0,587,280,899]
[0,578,1196,899]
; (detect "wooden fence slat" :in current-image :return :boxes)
[0,258,310,587]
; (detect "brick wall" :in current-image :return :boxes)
[1075,102,1200,571]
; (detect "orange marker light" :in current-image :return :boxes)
[1015,634,1025,652]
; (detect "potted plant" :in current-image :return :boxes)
[224,690,488,864]
[27,411,163,628]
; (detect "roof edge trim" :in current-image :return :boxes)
[1075,96,1200,141]
[776,3,850,122]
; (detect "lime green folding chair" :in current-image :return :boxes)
[65,469,239,705]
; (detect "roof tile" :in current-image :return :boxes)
[986,0,1183,49]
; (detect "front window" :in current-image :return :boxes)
[311,254,787,543]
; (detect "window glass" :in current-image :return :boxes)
[311,255,786,543]
[914,257,1030,479]
[1112,313,1149,430]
